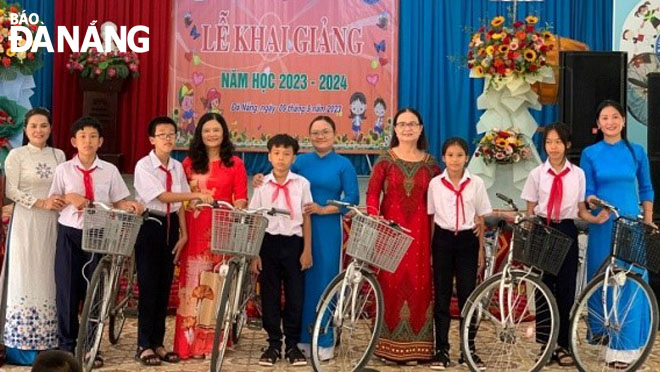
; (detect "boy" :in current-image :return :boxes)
[250,134,313,367]
[49,116,143,367]
[132,116,213,365]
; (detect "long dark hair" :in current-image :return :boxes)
[188,112,235,173]
[22,107,54,147]
[594,100,637,165]
[389,107,428,150]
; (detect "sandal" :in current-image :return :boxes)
[155,346,180,363]
[554,347,575,367]
[607,361,630,370]
[92,354,104,369]
[135,347,162,366]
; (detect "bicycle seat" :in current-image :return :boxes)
[484,214,514,232]
[574,218,589,233]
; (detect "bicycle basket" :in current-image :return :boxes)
[512,219,572,276]
[345,214,413,272]
[211,208,268,257]
[82,208,143,256]
[612,217,660,274]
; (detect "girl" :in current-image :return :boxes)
[349,92,367,140]
[580,100,654,368]
[520,123,608,367]
[428,137,491,370]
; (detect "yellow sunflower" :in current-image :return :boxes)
[474,66,484,77]
[542,31,554,40]
[524,49,537,62]
[492,33,503,40]
[491,16,505,27]
[5,48,15,57]
[498,44,509,53]
[486,45,495,55]
[526,16,538,24]
[495,138,508,148]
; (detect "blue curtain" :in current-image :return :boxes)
[16,0,54,110]
[399,0,613,162]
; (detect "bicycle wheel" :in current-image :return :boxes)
[210,261,239,372]
[569,269,659,372]
[108,256,134,344]
[76,257,113,372]
[231,266,251,345]
[310,269,383,372]
[461,270,559,372]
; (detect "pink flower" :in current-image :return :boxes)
[107,68,116,78]
[94,68,102,75]
[129,64,138,72]
[495,152,506,160]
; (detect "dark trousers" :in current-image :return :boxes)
[135,213,178,350]
[259,233,304,351]
[55,223,99,353]
[432,225,479,351]
[536,219,579,348]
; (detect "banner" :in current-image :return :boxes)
[169,0,398,152]
[613,0,660,149]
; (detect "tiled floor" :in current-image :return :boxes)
[3,316,660,371]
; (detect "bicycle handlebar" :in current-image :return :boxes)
[496,193,519,212]
[196,201,291,216]
[327,200,411,233]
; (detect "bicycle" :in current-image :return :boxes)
[569,198,660,372]
[460,193,573,372]
[207,201,290,372]
[76,202,158,372]
[107,252,136,345]
[309,200,414,372]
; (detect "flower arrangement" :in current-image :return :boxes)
[67,49,140,83]
[0,108,14,126]
[475,129,532,165]
[468,15,554,80]
[0,1,43,80]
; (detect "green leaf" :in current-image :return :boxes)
[98,61,109,69]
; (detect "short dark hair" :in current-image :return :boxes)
[71,116,103,137]
[32,350,81,372]
[22,107,54,147]
[442,137,469,156]
[148,116,178,137]
[390,107,428,150]
[308,115,336,133]
[267,134,299,154]
[543,122,572,149]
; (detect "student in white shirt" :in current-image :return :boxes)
[521,123,608,367]
[427,137,491,370]
[249,134,312,367]
[132,116,213,366]
[48,117,143,367]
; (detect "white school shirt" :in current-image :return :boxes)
[248,171,313,237]
[49,155,130,229]
[133,150,191,214]
[427,169,492,231]
[520,160,586,220]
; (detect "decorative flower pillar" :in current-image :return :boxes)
[465,15,556,207]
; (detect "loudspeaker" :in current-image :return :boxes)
[559,51,627,162]
[648,72,660,220]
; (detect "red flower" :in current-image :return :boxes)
[502,36,511,44]
[526,25,535,33]
[2,20,10,28]
[498,131,508,138]
[540,45,548,53]
[29,24,38,32]
[497,65,506,74]
[529,64,538,72]
[1,57,11,67]
[507,51,515,59]
[9,6,18,13]
[27,52,34,60]
[467,63,474,69]
[513,21,523,28]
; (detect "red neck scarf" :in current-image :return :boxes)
[441,176,471,235]
[546,166,570,225]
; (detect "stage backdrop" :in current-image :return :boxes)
[168,0,398,152]
[613,0,659,149]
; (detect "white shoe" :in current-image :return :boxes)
[297,343,311,358]
[319,346,335,361]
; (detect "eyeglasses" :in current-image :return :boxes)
[154,133,176,140]
[395,121,422,129]
[310,129,333,138]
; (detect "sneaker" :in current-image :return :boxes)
[285,347,307,366]
[430,349,450,370]
[259,347,281,366]
[458,352,486,370]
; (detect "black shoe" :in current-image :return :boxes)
[458,352,486,370]
[259,346,281,366]
[430,348,450,370]
[285,347,307,366]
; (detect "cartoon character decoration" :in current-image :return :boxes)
[373,97,386,134]
[636,1,660,32]
[349,92,367,140]
[178,83,196,135]
[201,88,222,114]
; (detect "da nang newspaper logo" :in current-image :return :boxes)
[8,10,150,53]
